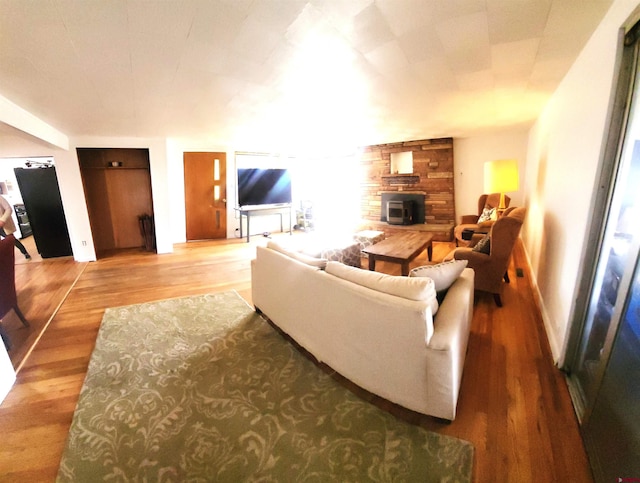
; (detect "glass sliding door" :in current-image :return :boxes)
[565,20,640,482]
[571,137,640,407]
[583,260,640,481]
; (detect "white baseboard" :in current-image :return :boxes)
[520,246,563,364]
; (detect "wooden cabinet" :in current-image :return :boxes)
[78,148,153,254]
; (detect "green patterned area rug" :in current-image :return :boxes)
[57,291,474,482]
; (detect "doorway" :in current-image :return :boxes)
[184,152,227,241]
[14,166,72,258]
[0,156,70,261]
[78,148,154,256]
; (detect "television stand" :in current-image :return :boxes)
[236,205,292,243]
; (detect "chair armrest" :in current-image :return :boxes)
[477,220,495,229]
[452,248,492,267]
[460,214,479,224]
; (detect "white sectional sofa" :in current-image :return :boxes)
[251,241,475,421]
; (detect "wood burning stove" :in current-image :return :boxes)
[380,193,425,225]
[387,200,414,225]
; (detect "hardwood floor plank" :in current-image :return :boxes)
[0,236,592,482]
[9,256,87,370]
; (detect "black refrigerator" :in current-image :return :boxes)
[14,166,72,258]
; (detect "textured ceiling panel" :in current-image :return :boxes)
[0,0,615,150]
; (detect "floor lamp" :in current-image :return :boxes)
[484,159,519,214]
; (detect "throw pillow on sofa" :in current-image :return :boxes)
[325,261,438,315]
[409,260,468,291]
[409,260,468,304]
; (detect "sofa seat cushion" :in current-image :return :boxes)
[326,261,438,314]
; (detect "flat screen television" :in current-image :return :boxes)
[237,168,292,207]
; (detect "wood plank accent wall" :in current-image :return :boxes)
[358,137,455,241]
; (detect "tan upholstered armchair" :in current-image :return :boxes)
[447,207,525,306]
[454,193,511,246]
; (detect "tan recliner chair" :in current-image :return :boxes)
[454,193,510,246]
[447,207,525,307]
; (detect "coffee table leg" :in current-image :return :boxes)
[401,262,410,276]
[427,243,432,261]
[368,255,376,271]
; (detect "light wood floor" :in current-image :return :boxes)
[0,234,592,482]
[8,235,86,371]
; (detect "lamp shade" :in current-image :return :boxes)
[484,159,519,194]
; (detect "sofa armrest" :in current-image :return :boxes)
[428,269,474,351]
[426,268,474,420]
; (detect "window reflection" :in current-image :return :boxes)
[577,139,640,385]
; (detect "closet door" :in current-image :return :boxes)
[106,168,153,248]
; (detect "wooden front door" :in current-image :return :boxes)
[184,152,227,240]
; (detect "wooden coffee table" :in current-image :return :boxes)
[363,232,433,276]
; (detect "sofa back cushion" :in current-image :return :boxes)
[326,261,438,314]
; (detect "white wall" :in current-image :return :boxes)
[523,0,640,362]
[1,127,290,253]
[0,95,68,150]
[453,128,529,221]
[166,144,316,242]
[0,129,174,260]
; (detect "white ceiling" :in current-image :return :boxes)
[0,0,613,152]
